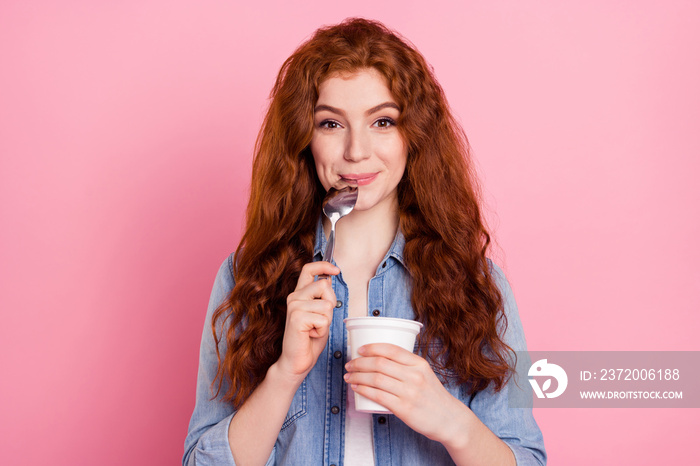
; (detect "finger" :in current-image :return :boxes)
[350,381,402,413]
[356,343,420,365]
[295,262,340,291]
[345,355,406,382]
[305,313,333,338]
[287,298,334,325]
[289,276,337,303]
[344,367,404,394]
[287,298,335,321]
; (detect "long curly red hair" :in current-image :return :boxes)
[212,18,511,408]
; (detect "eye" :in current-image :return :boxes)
[319,119,342,130]
[373,117,396,129]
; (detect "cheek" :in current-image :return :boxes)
[311,151,329,175]
[310,140,332,189]
[311,137,342,169]
[386,142,408,176]
[310,135,328,161]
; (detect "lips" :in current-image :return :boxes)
[340,173,378,186]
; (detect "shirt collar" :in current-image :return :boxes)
[313,215,407,271]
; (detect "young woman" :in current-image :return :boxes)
[184,18,546,466]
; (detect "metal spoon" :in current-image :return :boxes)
[317,185,358,280]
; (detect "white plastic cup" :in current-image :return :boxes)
[344,316,423,413]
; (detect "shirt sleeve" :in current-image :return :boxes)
[468,262,547,466]
[182,256,278,466]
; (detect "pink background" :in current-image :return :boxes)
[1,1,698,465]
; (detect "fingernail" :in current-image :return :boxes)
[343,373,349,380]
[358,346,366,355]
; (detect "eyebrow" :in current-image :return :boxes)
[314,102,401,116]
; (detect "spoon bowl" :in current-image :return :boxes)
[317,185,358,279]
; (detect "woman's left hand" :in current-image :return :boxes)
[343,343,468,445]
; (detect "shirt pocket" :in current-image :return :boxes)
[280,378,307,430]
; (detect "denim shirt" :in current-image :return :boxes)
[184,220,546,465]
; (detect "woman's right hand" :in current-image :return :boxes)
[274,261,339,383]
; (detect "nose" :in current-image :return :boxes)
[344,128,371,162]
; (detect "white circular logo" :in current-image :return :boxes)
[528,358,568,399]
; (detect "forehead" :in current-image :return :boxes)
[316,68,396,106]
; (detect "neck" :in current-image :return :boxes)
[323,197,399,272]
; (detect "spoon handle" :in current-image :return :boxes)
[316,228,335,281]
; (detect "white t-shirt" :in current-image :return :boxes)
[343,344,376,465]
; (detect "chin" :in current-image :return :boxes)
[353,197,383,213]
[351,202,371,212]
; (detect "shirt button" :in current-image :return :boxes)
[382,261,387,268]
[334,351,342,359]
[331,406,340,414]
[372,309,380,316]
[378,416,387,424]
[335,300,342,308]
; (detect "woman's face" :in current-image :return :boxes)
[310,68,407,213]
